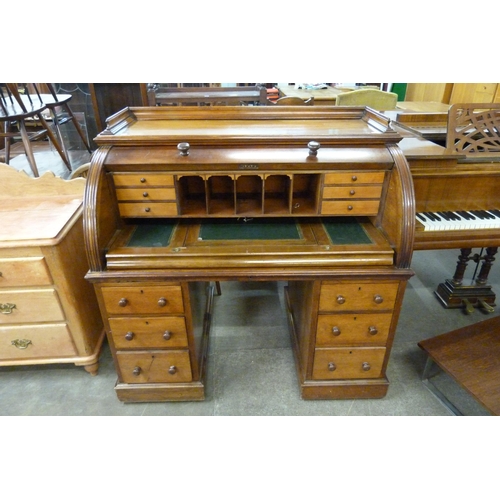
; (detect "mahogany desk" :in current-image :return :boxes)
[418,315,500,415]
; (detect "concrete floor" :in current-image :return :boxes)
[1,146,497,416]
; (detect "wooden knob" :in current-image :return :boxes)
[362,362,371,371]
[308,141,320,156]
[177,142,190,156]
[125,331,134,341]
[368,326,378,336]
[143,192,149,197]
[328,362,336,372]
[347,205,353,211]
[351,175,358,181]
[373,295,383,304]
[350,189,355,195]
[158,297,167,307]
[145,207,151,212]
[133,366,141,376]
[336,295,346,304]
[140,178,146,183]
[118,298,128,307]
[331,326,341,336]
[163,331,172,340]
[168,366,177,375]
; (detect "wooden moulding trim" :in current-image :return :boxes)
[388,144,416,269]
[83,146,111,272]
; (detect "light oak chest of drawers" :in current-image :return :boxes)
[0,165,104,374]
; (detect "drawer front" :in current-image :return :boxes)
[0,257,52,288]
[0,323,75,359]
[113,173,175,187]
[116,350,192,384]
[312,347,386,379]
[319,282,399,312]
[321,200,380,215]
[316,313,392,345]
[324,172,385,184]
[118,202,178,217]
[323,185,383,199]
[109,316,188,349]
[116,188,176,202]
[0,289,65,324]
[101,285,184,315]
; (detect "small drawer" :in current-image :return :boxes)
[109,316,188,349]
[312,347,386,380]
[319,282,399,312]
[0,257,52,288]
[321,200,380,215]
[113,173,174,187]
[0,323,76,359]
[115,188,176,202]
[0,289,65,324]
[116,350,192,384]
[118,202,178,217]
[101,285,184,315]
[322,185,383,199]
[316,313,392,345]
[324,172,385,184]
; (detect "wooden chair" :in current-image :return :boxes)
[336,89,398,110]
[273,96,314,106]
[31,84,92,161]
[0,83,71,177]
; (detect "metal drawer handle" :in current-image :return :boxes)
[11,339,32,349]
[168,366,177,375]
[368,326,378,335]
[336,295,346,304]
[1,303,16,314]
[373,295,384,304]
[133,366,142,376]
[328,362,336,372]
[362,362,371,371]
[125,332,134,341]
[118,298,128,307]
[331,326,341,336]
[158,297,167,307]
[163,331,172,340]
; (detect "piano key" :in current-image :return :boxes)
[416,209,500,231]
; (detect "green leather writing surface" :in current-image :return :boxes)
[323,218,372,245]
[199,218,301,240]
[128,222,176,247]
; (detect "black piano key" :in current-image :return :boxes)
[416,213,427,222]
[437,211,450,220]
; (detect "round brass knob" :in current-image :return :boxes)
[125,331,134,341]
[158,297,167,307]
[163,331,172,340]
[373,295,384,304]
[332,326,341,336]
[368,326,378,336]
[133,366,141,376]
[328,362,336,372]
[362,362,371,371]
[336,295,346,304]
[168,366,177,375]
[118,298,128,307]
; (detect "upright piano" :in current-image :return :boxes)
[83,106,415,402]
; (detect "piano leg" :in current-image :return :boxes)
[435,247,497,314]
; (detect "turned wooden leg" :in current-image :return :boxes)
[83,362,99,376]
[476,247,498,285]
[451,248,473,285]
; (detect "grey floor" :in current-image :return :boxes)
[1,145,498,416]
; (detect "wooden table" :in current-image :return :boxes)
[396,101,451,113]
[418,315,500,415]
[276,85,342,105]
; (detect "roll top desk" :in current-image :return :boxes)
[84,106,415,402]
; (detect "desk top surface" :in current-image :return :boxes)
[396,101,451,113]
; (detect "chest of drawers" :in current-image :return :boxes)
[0,165,104,374]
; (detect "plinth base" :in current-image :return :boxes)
[435,279,496,313]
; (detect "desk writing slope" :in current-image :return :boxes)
[84,106,415,402]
